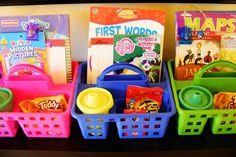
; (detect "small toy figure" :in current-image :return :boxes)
[26,22,39,40]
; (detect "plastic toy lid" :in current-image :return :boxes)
[179,85,213,110]
[77,87,114,114]
[0,88,13,108]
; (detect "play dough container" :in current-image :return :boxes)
[0,88,13,112]
[179,85,213,110]
[77,87,114,114]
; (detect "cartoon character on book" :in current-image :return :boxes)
[204,51,213,63]
[131,56,160,83]
[183,49,194,65]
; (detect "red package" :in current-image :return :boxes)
[125,85,164,114]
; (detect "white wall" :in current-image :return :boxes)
[1,3,236,61]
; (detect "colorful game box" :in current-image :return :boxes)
[87,6,165,84]
[0,15,72,83]
[175,11,236,80]
[114,34,162,82]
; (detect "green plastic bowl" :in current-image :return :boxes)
[0,88,13,112]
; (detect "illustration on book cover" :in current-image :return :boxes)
[175,11,236,80]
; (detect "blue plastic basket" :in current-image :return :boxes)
[71,62,176,139]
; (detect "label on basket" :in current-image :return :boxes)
[19,95,67,113]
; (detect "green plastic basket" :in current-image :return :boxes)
[168,60,236,135]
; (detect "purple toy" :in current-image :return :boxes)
[26,22,39,40]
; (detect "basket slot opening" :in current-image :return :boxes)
[29,117,36,121]
[223,114,228,117]
[85,118,92,122]
[0,124,5,128]
[33,124,39,128]
[142,132,148,136]
[132,125,138,129]
[8,117,14,120]
[131,132,138,136]
[120,118,126,122]
[87,126,93,129]
[196,122,202,125]
[154,124,160,128]
[143,125,149,128]
[153,132,159,135]
[122,132,128,136]
[96,126,102,130]
[221,121,226,125]
[3,131,9,135]
[155,117,162,121]
[27,131,32,135]
[43,124,49,128]
[132,118,139,122]
[189,115,196,118]
[230,121,236,124]
[36,131,41,135]
[18,117,25,121]
[51,117,58,121]
[194,129,199,132]
[122,125,128,129]
[40,117,46,121]
[0,117,3,120]
[56,131,62,135]
[46,131,52,135]
[218,128,223,132]
[54,125,60,128]
[88,133,103,136]
[187,122,193,125]
[96,118,103,122]
[23,124,29,128]
[200,114,207,118]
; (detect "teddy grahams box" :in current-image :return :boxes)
[87,6,165,84]
[114,34,162,83]
[174,11,236,80]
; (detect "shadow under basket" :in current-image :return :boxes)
[167,60,236,135]
[71,62,176,139]
[0,62,79,138]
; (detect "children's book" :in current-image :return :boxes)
[175,11,236,80]
[87,6,165,84]
[114,34,162,82]
[0,15,72,83]
[0,32,46,75]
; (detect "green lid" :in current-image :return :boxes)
[179,85,213,110]
[0,88,13,112]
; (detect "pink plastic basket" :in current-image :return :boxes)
[0,62,78,138]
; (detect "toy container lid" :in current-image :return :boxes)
[179,85,213,110]
[76,87,114,114]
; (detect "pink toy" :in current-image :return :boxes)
[0,62,78,138]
